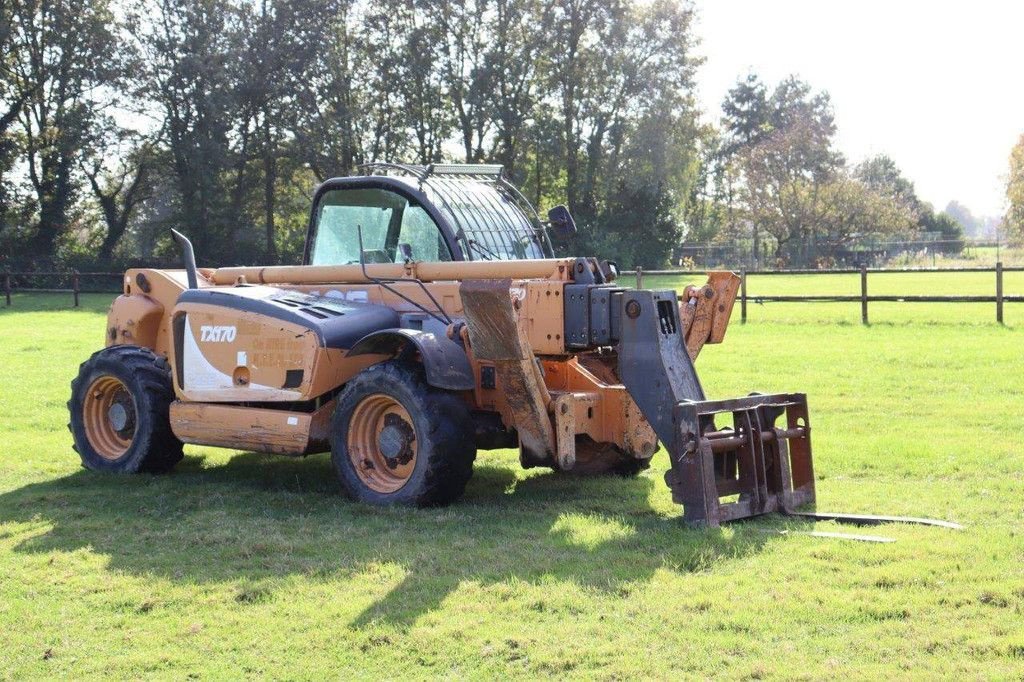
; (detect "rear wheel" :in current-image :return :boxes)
[331,361,476,506]
[68,346,183,473]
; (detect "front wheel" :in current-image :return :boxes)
[330,361,476,507]
[68,346,183,473]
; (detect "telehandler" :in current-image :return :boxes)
[68,162,818,527]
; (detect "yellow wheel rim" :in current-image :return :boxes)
[347,394,418,494]
[82,375,136,460]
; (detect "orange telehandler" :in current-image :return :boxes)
[67,163,955,530]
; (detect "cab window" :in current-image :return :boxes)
[310,188,452,265]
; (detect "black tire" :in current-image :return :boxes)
[68,345,183,474]
[330,361,476,507]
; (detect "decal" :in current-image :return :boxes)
[200,325,237,342]
[324,289,368,303]
[182,315,302,400]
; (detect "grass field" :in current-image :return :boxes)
[1,287,1022,679]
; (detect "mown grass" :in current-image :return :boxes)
[1,289,1022,679]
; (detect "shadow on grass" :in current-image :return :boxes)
[0,451,777,626]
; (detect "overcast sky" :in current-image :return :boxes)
[693,0,1024,218]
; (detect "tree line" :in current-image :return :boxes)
[0,0,967,271]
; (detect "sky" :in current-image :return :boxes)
[693,0,1024,219]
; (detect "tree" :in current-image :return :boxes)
[738,112,841,263]
[815,176,916,259]
[80,126,157,260]
[236,0,331,261]
[362,1,454,165]
[1007,134,1024,244]
[943,200,979,237]
[923,210,965,254]
[720,74,841,265]
[854,154,920,215]
[0,0,34,240]
[543,0,699,243]
[133,0,247,257]
[721,73,769,154]
[426,0,492,163]
[291,2,365,180]
[7,0,124,259]
[487,0,545,178]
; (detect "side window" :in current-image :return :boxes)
[311,189,397,265]
[314,204,392,264]
[398,204,452,262]
[310,188,452,265]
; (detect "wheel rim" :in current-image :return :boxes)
[83,375,137,460]
[347,393,417,494]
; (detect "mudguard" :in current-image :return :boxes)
[346,328,475,391]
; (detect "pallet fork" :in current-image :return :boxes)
[618,288,961,531]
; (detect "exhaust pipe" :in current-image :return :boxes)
[170,229,198,289]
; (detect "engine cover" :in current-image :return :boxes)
[171,286,398,402]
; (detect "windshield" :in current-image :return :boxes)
[310,188,452,265]
[420,178,547,260]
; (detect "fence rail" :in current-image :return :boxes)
[2,271,123,307]
[634,263,1017,324]
[3,265,1018,324]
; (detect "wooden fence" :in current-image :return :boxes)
[2,271,123,308]
[4,265,1022,324]
[636,263,1022,324]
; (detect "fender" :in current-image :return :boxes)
[346,328,475,392]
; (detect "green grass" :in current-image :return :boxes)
[1,291,1023,679]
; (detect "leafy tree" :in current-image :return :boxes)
[487,0,546,178]
[80,125,158,261]
[815,176,916,257]
[592,179,679,268]
[720,74,841,265]
[943,200,979,237]
[7,0,124,259]
[291,2,365,180]
[721,73,769,154]
[1007,134,1024,245]
[854,154,920,215]
[236,0,332,260]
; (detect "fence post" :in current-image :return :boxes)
[4,273,10,306]
[740,268,747,324]
[860,264,868,325]
[996,261,1004,324]
[72,271,80,308]
[635,266,643,289]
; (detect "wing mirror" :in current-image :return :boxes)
[546,205,577,239]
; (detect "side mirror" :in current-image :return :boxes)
[546,205,577,239]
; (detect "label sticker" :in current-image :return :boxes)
[236,351,247,367]
[200,325,237,342]
[287,416,299,426]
